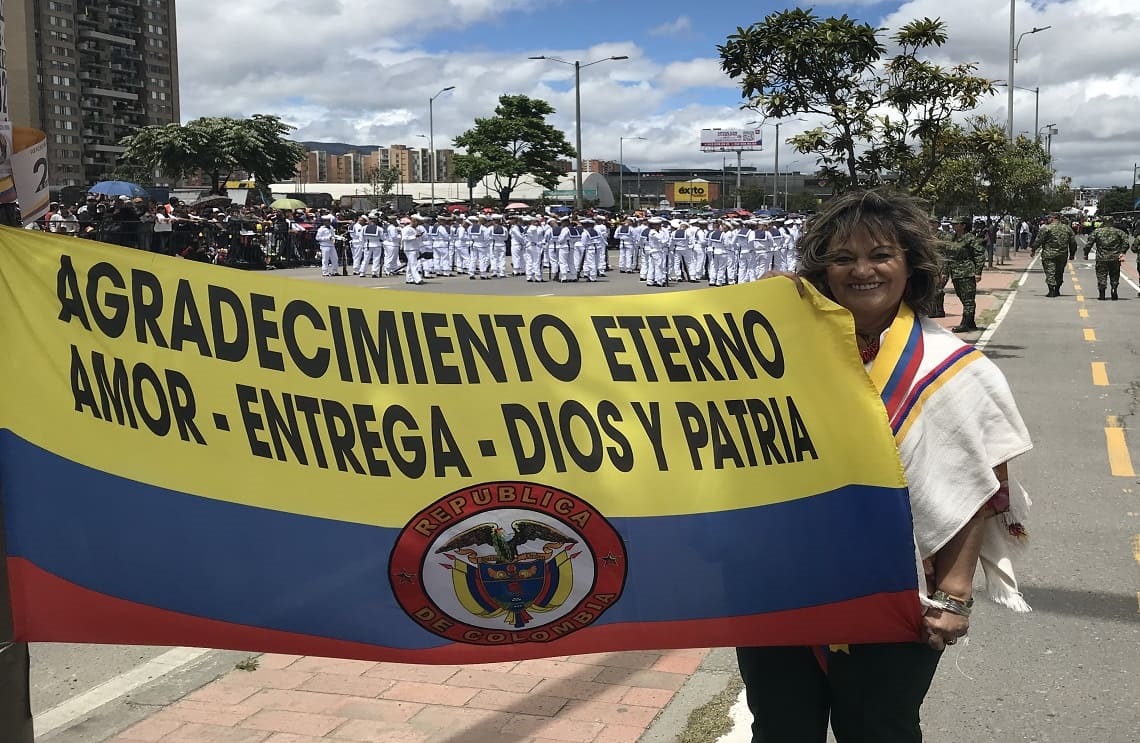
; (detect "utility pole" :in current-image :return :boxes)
[735,150,743,209]
[772,123,780,211]
[1006,0,1015,141]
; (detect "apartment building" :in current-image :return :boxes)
[4,0,180,188]
[295,145,456,185]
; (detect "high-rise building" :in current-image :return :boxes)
[4,0,180,189]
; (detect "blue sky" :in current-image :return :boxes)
[177,0,1140,186]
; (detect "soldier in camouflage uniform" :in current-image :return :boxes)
[1135,235,1140,298]
[1086,215,1130,300]
[1031,213,1077,297]
[946,215,987,332]
[929,218,949,317]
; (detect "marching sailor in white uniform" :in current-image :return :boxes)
[487,214,510,278]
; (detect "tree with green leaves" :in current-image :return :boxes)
[119,115,305,194]
[920,117,1054,218]
[718,10,993,194]
[366,166,401,208]
[452,95,576,206]
[1095,187,1134,216]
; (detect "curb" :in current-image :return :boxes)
[642,647,739,742]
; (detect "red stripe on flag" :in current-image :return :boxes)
[8,558,923,663]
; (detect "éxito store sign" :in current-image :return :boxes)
[666,179,719,205]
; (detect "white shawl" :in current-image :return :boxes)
[868,305,1034,612]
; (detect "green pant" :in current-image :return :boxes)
[1041,255,1067,291]
[933,273,949,307]
[951,275,976,316]
[1095,261,1120,289]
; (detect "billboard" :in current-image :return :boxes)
[666,180,719,205]
[700,128,763,152]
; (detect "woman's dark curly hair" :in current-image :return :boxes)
[796,189,943,317]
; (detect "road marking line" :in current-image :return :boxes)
[1092,362,1109,386]
[1074,284,1082,291]
[1079,308,1089,318]
[1122,270,1140,294]
[1106,416,1137,478]
[33,647,212,737]
[1132,534,1140,563]
[1076,294,1085,302]
[975,255,1038,351]
[1084,328,1097,341]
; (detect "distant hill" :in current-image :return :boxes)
[297,141,383,155]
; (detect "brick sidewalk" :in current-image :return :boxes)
[109,648,709,743]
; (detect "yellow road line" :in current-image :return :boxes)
[1106,416,1137,477]
[1084,328,1097,342]
[1079,308,1089,318]
[1132,534,1140,563]
[1092,362,1109,386]
[1077,294,1086,302]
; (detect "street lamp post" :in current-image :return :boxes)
[619,136,645,213]
[782,160,802,210]
[737,120,761,210]
[772,122,781,209]
[767,119,804,209]
[428,86,455,209]
[1038,123,1058,186]
[1007,1,1051,141]
[997,83,1040,142]
[530,55,629,210]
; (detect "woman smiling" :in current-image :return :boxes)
[737,190,1033,742]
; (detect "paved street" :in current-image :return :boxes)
[30,248,1140,742]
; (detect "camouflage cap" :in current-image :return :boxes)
[950,215,970,225]
[1101,215,1114,224]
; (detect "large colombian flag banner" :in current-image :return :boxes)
[0,228,921,664]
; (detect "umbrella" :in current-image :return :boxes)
[505,202,528,210]
[88,180,148,198]
[270,198,308,210]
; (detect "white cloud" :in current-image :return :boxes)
[173,0,1140,188]
[649,16,693,36]
[658,59,736,92]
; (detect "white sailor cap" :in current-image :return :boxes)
[492,213,504,220]
[648,217,664,225]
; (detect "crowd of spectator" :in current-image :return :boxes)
[30,195,388,269]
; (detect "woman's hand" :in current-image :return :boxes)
[922,606,969,651]
[760,270,807,297]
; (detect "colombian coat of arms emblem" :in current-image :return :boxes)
[390,481,627,645]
